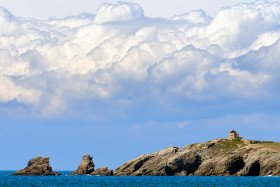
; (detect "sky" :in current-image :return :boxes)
[1,0,280,171]
[0,0,265,19]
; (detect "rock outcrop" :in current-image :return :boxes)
[114,147,179,176]
[13,139,280,176]
[12,156,60,176]
[114,139,280,176]
[194,154,245,176]
[69,154,95,175]
[91,167,113,176]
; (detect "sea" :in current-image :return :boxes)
[1,171,280,186]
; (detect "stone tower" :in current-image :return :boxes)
[228,130,242,140]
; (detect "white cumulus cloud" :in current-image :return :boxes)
[94,1,144,24]
[0,1,279,118]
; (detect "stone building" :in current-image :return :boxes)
[228,130,242,140]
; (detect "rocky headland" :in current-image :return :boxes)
[13,139,280,176]
[114,139,280,176]
[12,156,60,176]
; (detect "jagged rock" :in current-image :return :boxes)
[115,147,179,176]
[69,154,95,175]
[165,150,201,176]
[91,167,113,176]
[227,155,245,175]
[193,157,218,176]
[258,153,280,176]
[114,154,154,176]
[12,156,60,176]
[194,154,244,176]
[115,139,280,176]
[237,160,260,176]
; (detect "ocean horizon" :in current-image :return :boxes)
[1,171,280,186]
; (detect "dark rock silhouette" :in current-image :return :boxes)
[12,156,60,176]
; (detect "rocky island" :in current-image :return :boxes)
[70,154,113,176]
[115,131,280,176]
[12,131,280,176]
[12,156,60,176]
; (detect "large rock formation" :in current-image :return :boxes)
[69,154,95,175]
[114,147,179,176]
[91,167,114,176]
[12,156,60,176]
[114,139,280,176]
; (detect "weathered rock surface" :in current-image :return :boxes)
[114,139,280,176]
[114,147,179,176]
[91,167,113,176]
[194,154,245,176]
[69,154,95,175]
[12,156,60,176]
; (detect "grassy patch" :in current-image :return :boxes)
[261,141,274,144]
[261,142,280,150]
[250,140,275,144]
[199,143,205,149]
[248,141,280,153]
[232,138,243,145]
[210,139,244,153]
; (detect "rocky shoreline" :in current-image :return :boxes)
[13,139,280,176]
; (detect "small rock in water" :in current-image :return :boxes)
[91,167,113,176]
[12,156,60,176]
[69,154,95,175]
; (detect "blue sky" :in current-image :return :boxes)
[1,0,280,170]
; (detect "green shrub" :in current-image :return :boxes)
[261,141,274,144]
[250,140,261,144]
[250,140,274,144]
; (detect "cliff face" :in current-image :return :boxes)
[114,139,280,176]
[12,156,60,176]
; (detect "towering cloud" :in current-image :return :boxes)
[94,1,144,24]
[0,1,279,118]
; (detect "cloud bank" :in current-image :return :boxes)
[0,1,280,118]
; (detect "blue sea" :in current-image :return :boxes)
[1,171,280,186]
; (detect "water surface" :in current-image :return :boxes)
[1,171,280,186]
